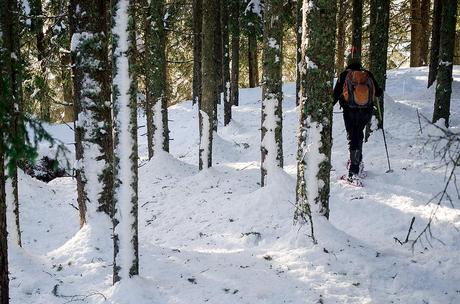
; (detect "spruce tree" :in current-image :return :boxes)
[295,0,337,225]
[368,0,390,132]
[432,0,458,127]
[351,0,363,60]
[261,0,284,187]
[336,0,349,74]
[222,0,232,126]
[0,143,7,304]
[192,0,202,106]
[112,0,139,283]
[420,0,430,65]
[70,0,113,226]
[199,0,219,170]
[410,0,423,67]
[1,0,22,298]
[244,0,262,88]
[229,0,240,107]
[145,0,169,159]
[3,0,23,247]
[295,0,302,106]
[428,0,442,88]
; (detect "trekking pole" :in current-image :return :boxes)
[374,97,393,173]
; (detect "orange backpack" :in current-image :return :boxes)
[343,70,375,108]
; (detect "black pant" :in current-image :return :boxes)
[343,107,373,174]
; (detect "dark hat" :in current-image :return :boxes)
[346,46,361,67]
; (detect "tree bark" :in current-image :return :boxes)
[261,0,284,187]
[351,0,363,60]
[31,0,51,122]
[145,0,169,159]
[199,0,218,170]
[296,0,302,105]
[420,0,431,65]
[295,0,337,224]
[366,0,390,138]
[410,0,423,67]
[248,33,259,87]
[336,0,348,74]
[2,0,23,248]
[112,0,139,283]
[192,0,202,105]
[0,138,7,304]
[0,0,23,299]
[230,0,240,107]
[432,0,458,127]
[428,0,442,87]
[70,0,114,227]
[215,0,223,97]
[222,0,232,126]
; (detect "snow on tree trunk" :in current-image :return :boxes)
[112,0,139,283]
[222,0,232,126]
[199,0,218,170]
[351,0,363,60]
[295,0,302,106]
[428,0,442,88]
[145,0,169,159]
[366,0,390,138]
[260,0,284,187]
[70,0,113,227]
[2,0,23,248]
[432,0,458,127]
[0,0,21,299]
[229,0,240,107]
[295,0,337,228]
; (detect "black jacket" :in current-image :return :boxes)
[333,63,384,108]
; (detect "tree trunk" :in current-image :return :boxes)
[336,0,348,74]
[61,52,74,122]
[222,0,232,126]
[248,33,259,87]
[230,0,240,107]
[366,0,390,138]
[70,0,113,227]
[420,0,430,65]
[351,0,363,60]
[112,0,139,283]
[0,139,7,304]
[31,0,51,122]
[410,0,423,67]
[295,0,337,225]
[0,0,23,299]
[199,0,218,170]
[432,0,458,127]
[145,0,169,159]
[192,0,202,105]
[295,0,302,106]
[428,0,442,87]
[2,0,23,248]
[215,0,223,97]
[261,0,284,187]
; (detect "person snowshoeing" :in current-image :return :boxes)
[333,47,383,186]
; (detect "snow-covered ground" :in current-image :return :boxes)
[9,67,460,303]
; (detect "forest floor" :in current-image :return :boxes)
[9,67,460,304]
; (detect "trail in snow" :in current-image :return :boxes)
[8,67,460,304]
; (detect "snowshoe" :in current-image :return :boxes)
[339,173,364,187]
